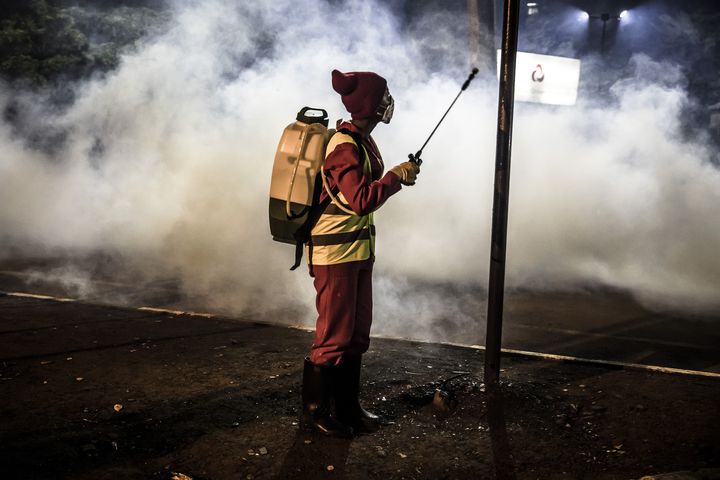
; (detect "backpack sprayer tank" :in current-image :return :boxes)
[269,107,333,244]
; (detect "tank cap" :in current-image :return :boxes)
[296,107,329,127]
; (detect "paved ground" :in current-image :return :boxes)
[1,256,719,375]
[1,293,719,480]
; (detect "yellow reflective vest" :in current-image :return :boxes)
[308,132,375,265]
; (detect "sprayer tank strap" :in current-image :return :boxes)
[290,193,332,271]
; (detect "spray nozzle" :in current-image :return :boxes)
[462,67,480,91]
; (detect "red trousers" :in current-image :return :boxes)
[309,259,373,366]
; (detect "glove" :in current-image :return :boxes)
[390,161,421,186]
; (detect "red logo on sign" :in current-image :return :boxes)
[532,64,545,82]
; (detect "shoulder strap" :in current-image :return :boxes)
[341,129,371,176]
[321,128,369,216]
[290,194,331,270]
[325,131,356,158]
[337,129,366,159]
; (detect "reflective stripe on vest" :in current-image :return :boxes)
[309,132,375,265]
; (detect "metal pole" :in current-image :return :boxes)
[484,0,520,386]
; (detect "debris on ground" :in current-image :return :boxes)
[171,473,193,480]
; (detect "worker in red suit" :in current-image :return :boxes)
[301,69,420,437]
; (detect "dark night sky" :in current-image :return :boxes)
[1,0,717,132]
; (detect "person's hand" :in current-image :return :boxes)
[390,161,421,186]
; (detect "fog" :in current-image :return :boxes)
[0,0,718,341]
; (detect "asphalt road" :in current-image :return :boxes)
[1,293,719,479]
[0,256,718,374]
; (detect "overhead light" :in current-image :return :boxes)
[619,10,628,19]
[579,11,589,21]
[527,2,538,6]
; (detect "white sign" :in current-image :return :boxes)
[497,51,581,106]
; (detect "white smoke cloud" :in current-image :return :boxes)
[505,60,720,311]
[0,0,718,344]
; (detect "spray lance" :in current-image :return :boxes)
[408,67,479,166]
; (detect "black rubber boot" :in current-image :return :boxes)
[301,358,354,438]
[335,355,388,433]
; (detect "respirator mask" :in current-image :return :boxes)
[376,88,394,124]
